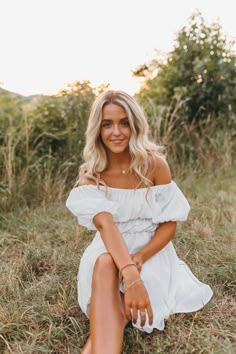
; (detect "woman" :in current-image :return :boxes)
[66,90,213,354]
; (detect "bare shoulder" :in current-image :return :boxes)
[76,175,97,187]
[149,155,172,185]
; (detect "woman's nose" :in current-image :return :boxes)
[113,124,121,135]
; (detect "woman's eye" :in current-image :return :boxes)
[102,122,111,128]
[121,121,130,126]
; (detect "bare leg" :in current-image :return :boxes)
[89,253,127,354]
[81,335,92,354]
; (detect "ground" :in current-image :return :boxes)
[0,168,235,353]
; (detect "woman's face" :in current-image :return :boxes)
[100,103,131,155]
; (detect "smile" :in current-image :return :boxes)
[110,140,125,144]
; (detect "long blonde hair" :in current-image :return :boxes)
[79,90,164,187]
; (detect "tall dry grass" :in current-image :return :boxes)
[147,100,235,180]
[0,110,77,211]
[1,98,235,212]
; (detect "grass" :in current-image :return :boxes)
[0,166,235,353]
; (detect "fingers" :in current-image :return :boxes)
[127,307,146,326]
[146,303,153,325]
[124,282,153,326]
[137,305,153,327]
[132,307,138,324]
[125,304,132,322]
[125,306,139,324]
[125,306,153,327]
[139,309,146,327]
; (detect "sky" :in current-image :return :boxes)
[0,0,235,96]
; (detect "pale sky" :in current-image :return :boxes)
[0,0,235,96]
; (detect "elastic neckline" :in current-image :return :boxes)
[77,181,173,191]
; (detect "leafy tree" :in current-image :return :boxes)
[134,11,236,121]
[27,81,108,177]
[28,81,93,159]
[0,81,108,207]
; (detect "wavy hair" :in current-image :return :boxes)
[79,90,164,187]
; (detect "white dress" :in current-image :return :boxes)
[66,181,213,333]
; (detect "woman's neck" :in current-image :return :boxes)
[106,151,131,174]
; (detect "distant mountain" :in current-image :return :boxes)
[0,87,52,111]
[0,87,24,98]
[0,87,47,100]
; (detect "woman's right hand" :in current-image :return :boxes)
[130,252,144,272]
[122,269,153,327]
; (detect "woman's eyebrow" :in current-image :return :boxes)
[102,117,128,121]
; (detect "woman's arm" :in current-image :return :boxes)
[93,211,153,325]
[131,156,176,270]
[94,212,140,281]
[78,176,139,280]
[131,221,176,271]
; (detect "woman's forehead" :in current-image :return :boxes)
[102,103,127,119]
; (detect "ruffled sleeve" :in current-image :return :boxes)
[152,181,190,224]
[65,185,119,230]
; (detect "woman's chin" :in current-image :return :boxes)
[107,146,129,155]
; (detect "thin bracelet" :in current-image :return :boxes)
[124,278,143,293]
[119,262,136,280]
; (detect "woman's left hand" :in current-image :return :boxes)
[130,252,144,272]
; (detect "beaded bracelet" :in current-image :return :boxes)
[119,262,136,280]
[124,278,143,293]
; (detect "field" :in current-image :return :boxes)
[0,166,235,353]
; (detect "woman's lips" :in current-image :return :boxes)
[110,139,124,143]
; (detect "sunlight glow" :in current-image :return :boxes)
[0,0,235,96]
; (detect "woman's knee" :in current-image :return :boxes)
[93,253,117,277]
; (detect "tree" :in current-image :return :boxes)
[134,11,236,122]
[27,81,108,173]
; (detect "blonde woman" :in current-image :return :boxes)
[66,90,213,354]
